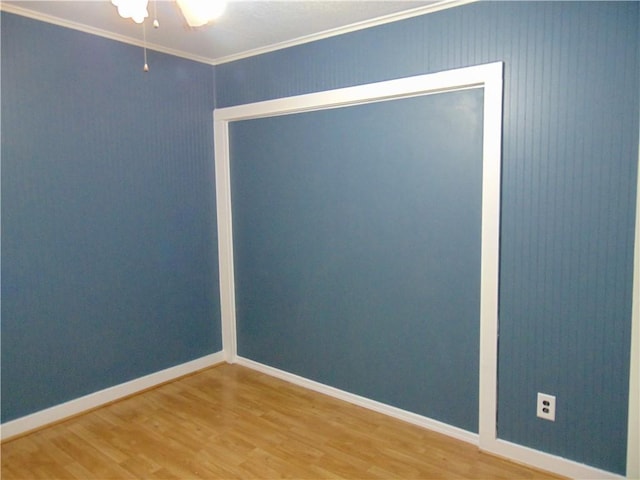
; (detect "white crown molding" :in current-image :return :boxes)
[0,2,218,66]
[211,0,477,65]
[0,351,226,441]
[1,0,476,66]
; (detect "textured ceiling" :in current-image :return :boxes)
[2,1,446,65]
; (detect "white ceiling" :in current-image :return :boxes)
[1,0,454,65]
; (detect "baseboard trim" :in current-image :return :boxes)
[0,351,226,441]
[3,353,625,478]
[237,357,626,479]
[482,438,625,480]
[236,356,479,446]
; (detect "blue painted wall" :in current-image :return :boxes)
[2,2,638,476]
[1,13,221,422]
[231,89,484,433]
[216,2,639,474]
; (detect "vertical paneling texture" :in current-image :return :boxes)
[215,2,639,474]
[230,90,484,433]
[1,13,220,422]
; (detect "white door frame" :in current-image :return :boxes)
[213,61,636,478]
[213,60,504,445]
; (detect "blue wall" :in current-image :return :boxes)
[230,89,484,433]
[216,2,639,475]
[2,2,639,476]
[1,13,221,422]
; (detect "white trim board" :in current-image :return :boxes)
[627,116,640,480]
[0,351,225,441]
[0,3,217,66]
[212,0,477,65]
[214,60,503,456]
[489,440,625,480]
[213,62,636,479]
[237,357,624,480]
[0,1,476,66]
[236,356,479,445]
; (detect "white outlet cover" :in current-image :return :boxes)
[537,392,556,421]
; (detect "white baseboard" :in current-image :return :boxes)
[237,357,626,480]
[482,438,625,480]
[0,351,226,441]
[3,353,626,479]
[235,356,479,445]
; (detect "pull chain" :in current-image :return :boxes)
[153,0,159,28]
[142,21,149,72]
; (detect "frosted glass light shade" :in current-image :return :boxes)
[112,0,149,24]
[176,0,227,27]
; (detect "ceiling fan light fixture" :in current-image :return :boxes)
[176,0,227,27]
[111,0,149,24]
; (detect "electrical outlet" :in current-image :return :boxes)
[537,393,556,421]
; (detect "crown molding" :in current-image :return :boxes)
[1,0,475,66]
[211,0,477,65]
[0,2,217,66]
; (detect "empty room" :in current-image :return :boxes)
[1,1,639,478]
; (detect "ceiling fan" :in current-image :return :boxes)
[111,0,227,28]
[111,0,227,70]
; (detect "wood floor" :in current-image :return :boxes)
[2,364,564,479]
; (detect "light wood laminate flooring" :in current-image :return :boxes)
[2,364,564,479]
